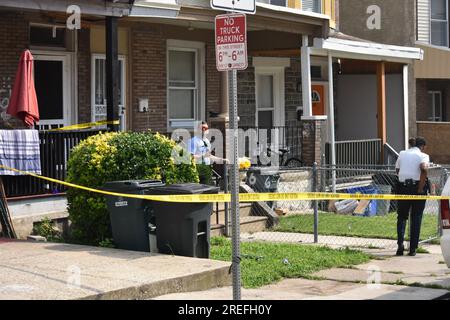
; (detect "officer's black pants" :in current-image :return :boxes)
[397,183,426,251]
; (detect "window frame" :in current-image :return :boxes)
[430,0,449,47]
[90,54,126,124]
[166,39,205,131]
[428,90,443,122]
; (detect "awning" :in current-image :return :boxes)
[0,0,132,17]
[130,0,180,18]
[312,36,424,63]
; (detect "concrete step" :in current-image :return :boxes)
[211,216,269,237]
[0,241,231,300]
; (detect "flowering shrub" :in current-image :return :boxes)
[66,131,198,245]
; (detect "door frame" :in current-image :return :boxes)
[254,66,285,128]
[32,50,73,129]
[91,53,127,129]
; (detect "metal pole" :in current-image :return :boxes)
[229,69,241,300]
[313,162,319,243]
[224,163,230,237]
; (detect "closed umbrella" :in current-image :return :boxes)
[7,50,39,127]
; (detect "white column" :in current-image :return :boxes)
[301,35,312,118]
[328,53,336,193]
[403,64,409,150]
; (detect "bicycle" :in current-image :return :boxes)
[256,146,303,168]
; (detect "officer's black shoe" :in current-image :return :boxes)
[408,250,417,257]
[396,245,404,256]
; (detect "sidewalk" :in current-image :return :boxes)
[0,240,231,300]
[154,244,450,300]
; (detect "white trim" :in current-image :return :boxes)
[166,39,205,131]
[130,0,180,17]
[33,51,73,129]
[313,37,424,61]
[252,57,290,68]
[254,66,286,128]
[327,53,336,192]
[417,121,450,124]
[416,40,450,52]
[90,54,127,129]
[301,115,328,120]
[403,65,409,150]
[301,35,312,118]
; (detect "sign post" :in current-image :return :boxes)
[215,12,248,300]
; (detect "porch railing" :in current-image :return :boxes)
[3,129,105,199]
[325,139,382,166]
[240,126,303,161]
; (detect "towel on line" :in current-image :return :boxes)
[0,129,41,175]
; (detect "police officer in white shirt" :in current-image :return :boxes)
[395,137,430,256]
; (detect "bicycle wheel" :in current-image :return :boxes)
[284,158,303,168]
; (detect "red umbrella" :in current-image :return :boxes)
[7,50,39,127]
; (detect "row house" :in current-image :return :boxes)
[340,0,450,164]
[0,0,422,237]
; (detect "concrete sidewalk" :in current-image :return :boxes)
[154,244,450,300]
[0,240,231,300]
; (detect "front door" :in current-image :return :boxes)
[34,54,71,130]
[312,84,325,116]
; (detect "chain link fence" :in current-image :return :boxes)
[224,164,446,250]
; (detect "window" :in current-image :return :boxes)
[428,91,443,121]
[167,40,205,129]
[91,55,125,123]
[302,0,322,13]
[257,0,287,7]
[431,0,449,46]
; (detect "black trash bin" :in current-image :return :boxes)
[103,180,164,252]
[246,167,281,208]
[147,183,219,258]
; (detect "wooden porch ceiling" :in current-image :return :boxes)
[340,59,404,74]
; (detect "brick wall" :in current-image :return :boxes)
[416,79,450,122]
[130,25,166,132]
[0,11,29,129]
[301,119,325,166]
[206,41,221,121]
[237,57,256,127]
[285,58,302,126]
[77,28,91,124]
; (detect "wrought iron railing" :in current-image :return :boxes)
[325,139,382,166]
[3,129,105,198]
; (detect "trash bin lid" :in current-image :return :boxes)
[247,167,280,175]
[103,180,164,192]
[146,183,219,195]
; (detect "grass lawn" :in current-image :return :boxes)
[210,237,370,288]
[273,212,438,240]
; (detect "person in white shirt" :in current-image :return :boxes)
[395,137,430,256]
[188,122,228,184]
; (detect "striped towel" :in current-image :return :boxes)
[0,130,41,175]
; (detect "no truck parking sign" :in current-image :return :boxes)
[215,13,247,71]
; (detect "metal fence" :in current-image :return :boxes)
[218,164,445,250]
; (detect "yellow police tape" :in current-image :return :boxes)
[2,164,449,203]
[48,120,120,132]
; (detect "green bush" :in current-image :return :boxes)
[66,131,199,245]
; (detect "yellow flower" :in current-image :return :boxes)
[238,157,251,170]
